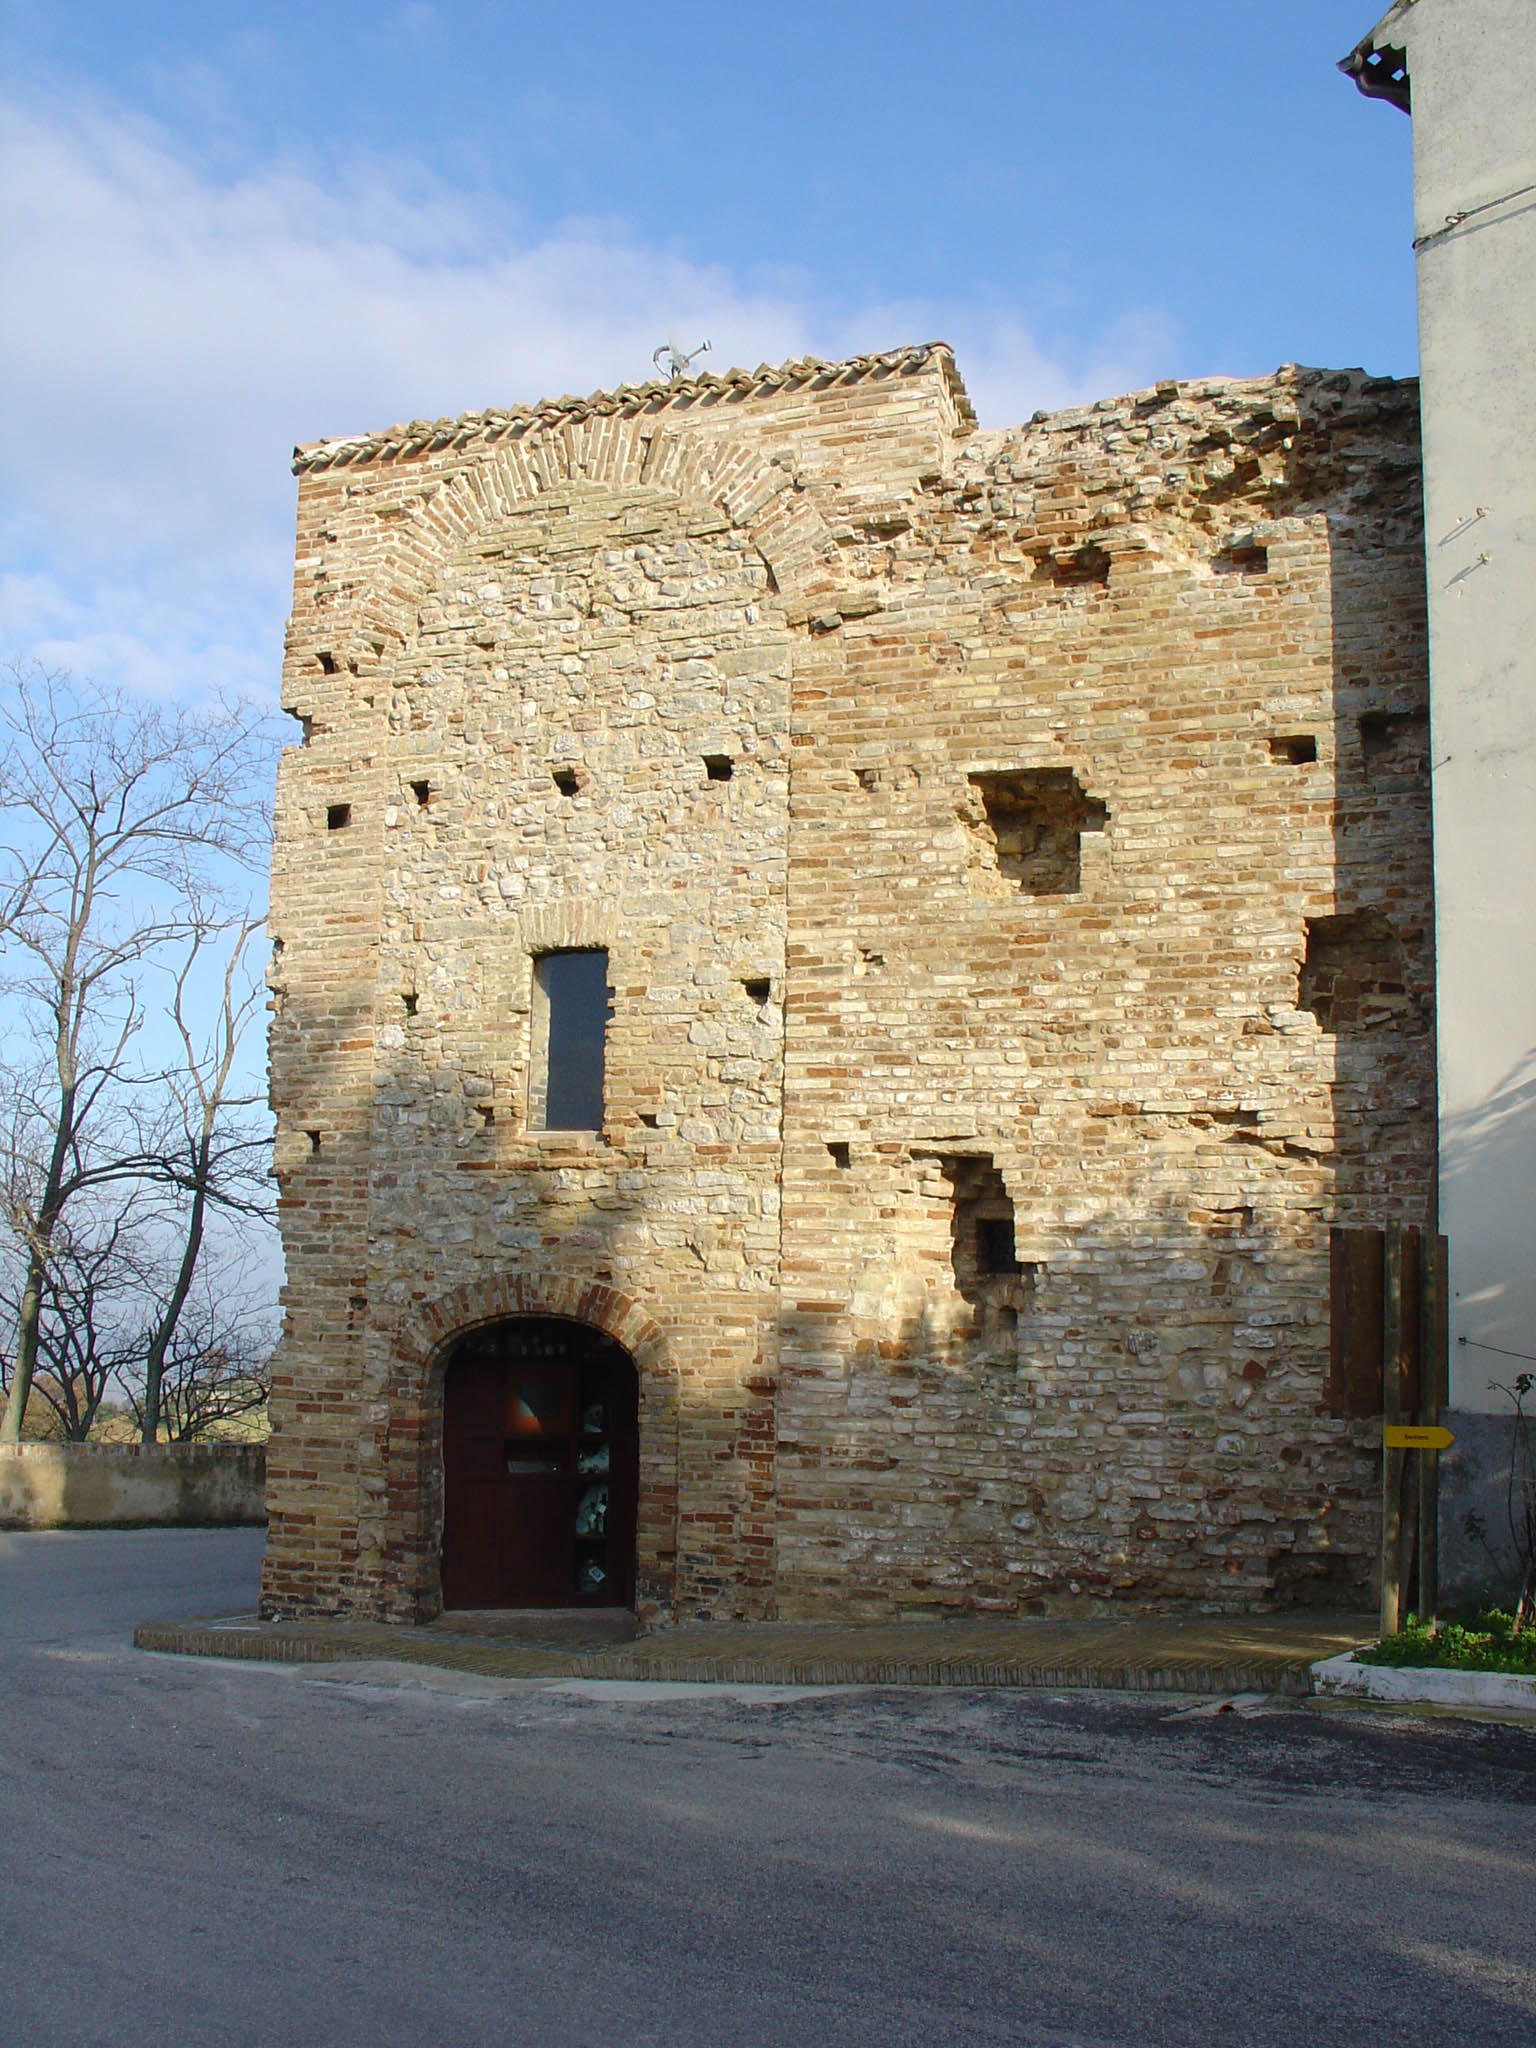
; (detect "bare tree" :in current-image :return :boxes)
[0,665,276,1441]
[135,908,272,1440]
[125,1249,276,1444]
[0,1211,141,1441]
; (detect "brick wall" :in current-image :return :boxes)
[262,347,1432,1622]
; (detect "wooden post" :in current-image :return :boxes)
[1417,1234,1450,1630]
[1380,1226,1404,1636]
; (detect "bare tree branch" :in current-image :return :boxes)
[0,664,279,1440]
[137,909,272,1440]
[0,1212,141,1442]
[120,1246,276,1444]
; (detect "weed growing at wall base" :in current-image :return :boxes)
[1359,1611,1536,1675]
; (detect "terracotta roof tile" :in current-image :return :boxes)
[291,342,975,475]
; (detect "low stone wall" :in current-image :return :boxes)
[0,1443,266,1529]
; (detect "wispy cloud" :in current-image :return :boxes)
[0,88,1178,700]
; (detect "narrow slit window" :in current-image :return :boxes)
[532,949,609,1131]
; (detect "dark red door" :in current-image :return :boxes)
[441,1319,638,1609]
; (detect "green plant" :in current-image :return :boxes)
[1359,1608,1536,1675]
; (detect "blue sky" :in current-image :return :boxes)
[1,1,1415,705]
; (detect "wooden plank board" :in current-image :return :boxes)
[1381,1227,1405,1636]
[1329,1226,1384,1418]
[1422,1233,1450,1412]
[1417,1231,1449,1626]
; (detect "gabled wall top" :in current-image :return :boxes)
[292,341,976,476]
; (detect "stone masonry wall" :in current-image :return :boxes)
[262,346,1432,1623]
[775,368,1432,1617]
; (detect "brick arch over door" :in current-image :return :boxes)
[389,1271,680,1620]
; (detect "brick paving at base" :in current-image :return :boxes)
[133,1611,1377,1696]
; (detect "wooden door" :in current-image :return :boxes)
[440,1319,638,1609]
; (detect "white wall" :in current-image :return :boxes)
[1363,0,1536,1409]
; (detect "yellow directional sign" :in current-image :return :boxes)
[1384,1424,1455,1451]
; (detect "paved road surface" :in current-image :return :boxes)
[2,1529,1534,2047]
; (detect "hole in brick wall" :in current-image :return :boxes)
[1216,543,1269,575]
[976,1216,1022,1277]
[1198,1108,1263,1142]
[476,1104,495,1127]
[410,779,432,807]
[855,947,885,975]
[271,937,284,959]
[317,651,338,674]
[638,1112,660,1129]
[704,755,734,782]
[1269,735,1318,764]
[856,763,920,795]
[298,715,314,746]
[1359,708,1430,784]
[996,1304,1019,1336]
[917,1153,1034,1316]
[402,991,418,1015]
[1212,1204,1256,1237]
[742,977,771,1006]
[828,1142,852,1169]
[551,767,582,797]
[1037,543,1111,587]
[326,803,351,831]
[306,1129,321,1154]
[965,768,1108,895]
[1299,910,1410,1032]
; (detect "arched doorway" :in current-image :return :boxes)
[440,1316,639,1609]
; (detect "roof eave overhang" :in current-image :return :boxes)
[1339,0,1416,113]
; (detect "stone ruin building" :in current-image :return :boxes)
[261,342,1434,1625]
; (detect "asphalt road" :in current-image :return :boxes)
[2,1531,1534,2048]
